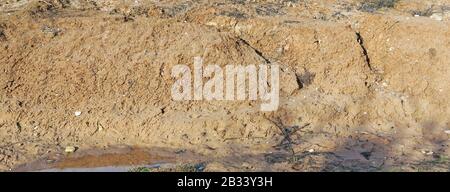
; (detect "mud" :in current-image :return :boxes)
[0,0,449,171]
[13,146,205,172]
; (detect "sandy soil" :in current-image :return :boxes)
[0,0,449,171]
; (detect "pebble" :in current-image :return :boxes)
[65,146,77,153]
[307,149,315,153]
[74,111,82,116]
[421,150,433,155]
[444,130,450,134]
[175,149,186,154]
[430,13,443,21]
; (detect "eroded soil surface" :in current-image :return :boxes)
[1,0,449,171]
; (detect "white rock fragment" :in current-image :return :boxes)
[65,146,77,153]
[421,150,433,155]
[307,149,315,153]
[430,13,443,21]
[444,130,450,134]
[205,22,218,27]
[74,111,82,116]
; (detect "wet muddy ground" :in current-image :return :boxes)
[14,146,206,172]
[13,144,449,172]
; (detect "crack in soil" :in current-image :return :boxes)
[237,37,271,64]
[355,32,373,71]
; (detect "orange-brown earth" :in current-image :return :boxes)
[0,0,449,171]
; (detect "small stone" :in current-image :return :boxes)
[175,149,186,154]
[74,111,82,116]
[421,150,433,155]
[205,22,218,27]
[46,159,55,163]
[190,114,200,118]
[430,13,443,21]
[444,130,450,134]
[307,149,315,153]
[65,146,77,153]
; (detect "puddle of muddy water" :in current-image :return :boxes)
[37,164,166,172]
[14,146,205,172]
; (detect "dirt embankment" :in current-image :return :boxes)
[0,0,449,171]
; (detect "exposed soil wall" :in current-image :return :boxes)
[0,0,449,171]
